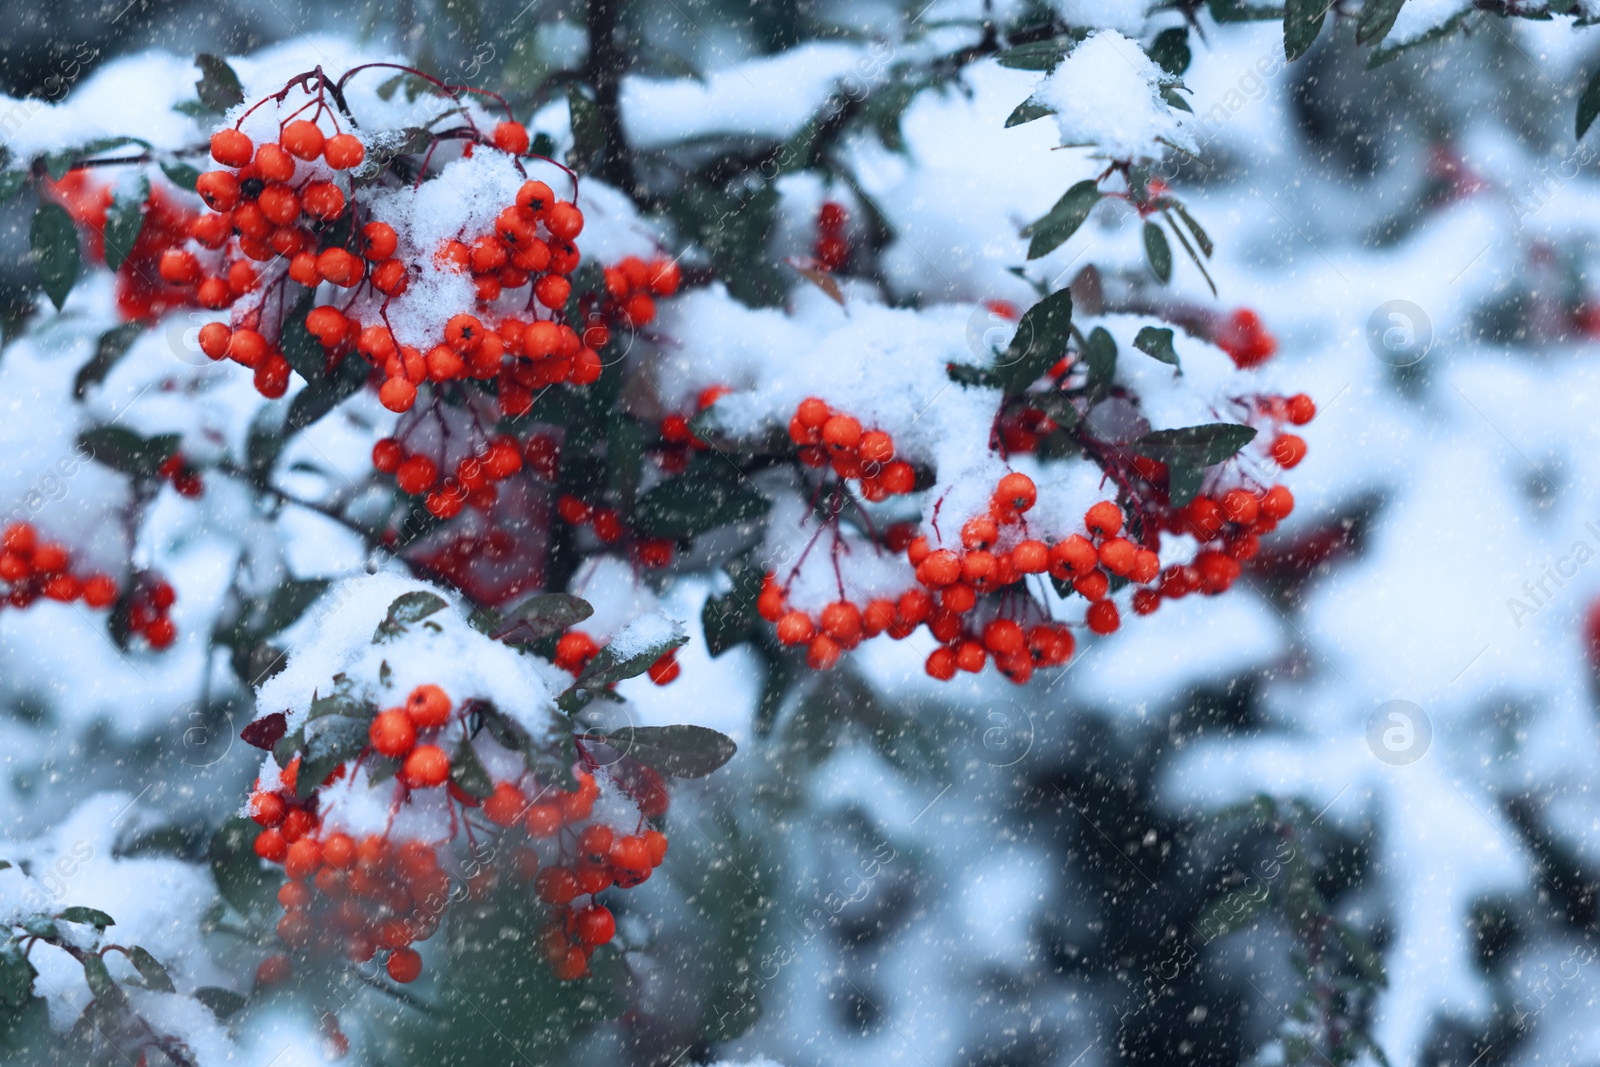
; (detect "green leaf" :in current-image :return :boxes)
[79,427,180,479]
[372,591,448,642]
[0,170,27,205]
[1284,0,1329,62]
[1026,179,1101,260]
[1209,0,1286,22]
[1131,423,1258,468]
[560,621,689,711]
[450,739,495,799]
[993,288,1073,397]
[276,290,321,383]
[193,987,246,1019]
[996,35,1076,71]
[1149,27,1192,76]
[1580,63,1600,140]
[75,323,142,399]
[1357,0,1408,46]
[125,947,174,993]
[1143,220,1172,283]
[1195,887,1270,941]
[80,955,116,1000]
[580,724,737,779]
[160,160,200,192]
[1335,923,1388,986]
[1172,202,1214,258]
[0,940,37,1008]
[57,907,114,931]
[285,350,368,432]
[1084,326,1117,403]
[566,85,607,173]
[29,202,80,311]
[1133,326,1180,366]
[702,589,758,657]
[607,413,645,513]
[102,178,148,273]
[20,918,56,940]
[194,54,245,114]
[500,593,594,644]
[632,457,771,540]
[1004,98,1054,128]
[295,715,369,799]
[208,816,281,920]
[945,362,998,388]
[1167,466,1203,507]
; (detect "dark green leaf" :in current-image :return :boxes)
[295,714,369,799]
[560,621,689,712]
[1030,390,1082,434]
[1335,923,1388,985]
[1580,63,1600,140]
[1004,98,1053,128]
[581,724,737,779]
[450,739,495,799]
[1132,423,1258,468]
[194,54,245,113]
[125,947,174,993]
[0,171,27,205]
[702,589,758,657]
[160,160,200,192]
[1149,27,1192,76]
[1143,220,1172,283]
[193,987,246,1019]
[501,593,593,644]
[993,288,1073,396]
[245,407,284,479]
[78,427,180,479]
[285,350,368,432]
[276,290,321,383]
[1172,202,1213,258]
[1357,0,1408,46]
[1133,326,1180,366]
[80,955,116,999]
[102,178,148,273]
[373,591,448,642]
[208,816,281,920]
[632,457,770,540]
[1284,0,1329,61]
[29,202,79,311]
[1026,179,1101,260]
[20,918,55,939]
[566,85,606,173]
[1167,466,1203,507]
[945,362,998,388]
[57,907,114,931]
[1084,326,1117,403]
[608,414,645,513]
[0,941,37,1008]
[75,323,142,399]
[1161,85,1193,114]
[996,35,1075,71]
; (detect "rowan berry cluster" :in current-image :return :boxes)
[372,432,524,519]
[157,452,205,498]
[0,521,177,647]
[814,201,849,272]
[601,255,681,329]
[249,681,674,985]
[1214,308,1277,369]
[555,495,676,568]
[787,397,916,500]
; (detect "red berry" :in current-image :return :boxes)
[324,133,365,170]
[281,120,326,161]
[209,128,253,167]
[387,947,422,983]
[402,744,450,788]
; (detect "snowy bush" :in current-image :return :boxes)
[0,1,1598,1065]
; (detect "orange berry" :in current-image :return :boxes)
[323,132,365,170]
[402,744,450,788]
[387,946,422,983]
[209,128,253,167]
[1085,501,1123,538]
[281,120,326,161]
[405,684,451,728]
[1086,600,1120,635]
[995,472,1036,513]
[484,782,527,827]
[369,708,416,758]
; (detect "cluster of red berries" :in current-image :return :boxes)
[655,385,726,475]
[601,255,681,329]
[157,452,204,498]
[554,496,676,568]
[553,630,680,685]
[788,397,916,500]
[250,681,674,985]
[1215,308,1277,369]
[814,201,849,272]
[0,522,177,647]
[372,434,524,519]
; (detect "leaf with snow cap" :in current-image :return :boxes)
[499,593,594,644]
[373,591,448,642]
[558,616,689,713]
[1005,98,1053,128]
[578,725,737,779]
[295,714,370,799]
[57,907,114,931]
